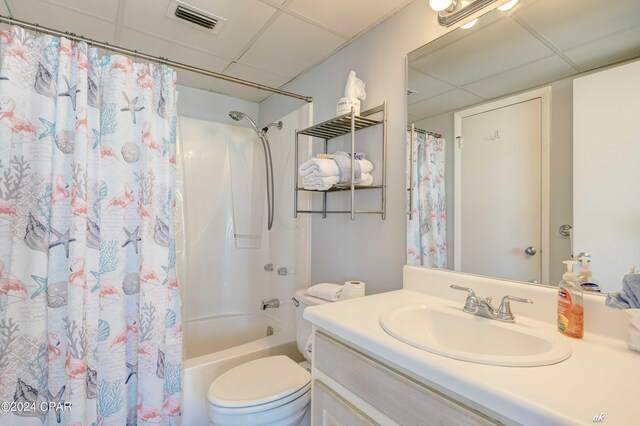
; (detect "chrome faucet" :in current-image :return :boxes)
[261,298,280,310]
[450,285,533,322]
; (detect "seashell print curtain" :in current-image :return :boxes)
[406,130,447,269]
[0,26,182,425]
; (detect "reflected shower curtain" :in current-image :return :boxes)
[407,130,447,268]
[0,26,182,425]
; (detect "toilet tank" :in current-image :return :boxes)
[294,289,330,361]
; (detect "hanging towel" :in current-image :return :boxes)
[306,283,343,301]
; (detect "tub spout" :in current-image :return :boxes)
[261,298,280,310]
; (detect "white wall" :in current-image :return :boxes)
[259,1,497,295]
[573,60,640,292]
[263,105,312,327]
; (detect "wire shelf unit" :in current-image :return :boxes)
[294,102,387,219]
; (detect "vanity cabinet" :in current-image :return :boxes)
[312,331,500,426]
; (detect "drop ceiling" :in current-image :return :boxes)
[408,0,640,122]
[5,0,412,102]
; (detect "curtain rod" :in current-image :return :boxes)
[408,125,442,139]
[0,14,313,103]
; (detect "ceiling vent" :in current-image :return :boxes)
[166,0,227,34]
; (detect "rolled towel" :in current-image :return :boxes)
[299,158,339,177]
[306,283,343,302]
[334,151,361,183]
[606,274,640,309]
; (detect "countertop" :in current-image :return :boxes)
[304,289,639,425]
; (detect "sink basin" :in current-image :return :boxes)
[380,304,572,367]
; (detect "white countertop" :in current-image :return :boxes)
[304,289,639,425]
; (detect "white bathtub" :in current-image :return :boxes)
[183,313,303,425]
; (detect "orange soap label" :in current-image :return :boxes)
[557,288,584,338]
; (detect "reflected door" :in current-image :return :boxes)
[457,98,542,282]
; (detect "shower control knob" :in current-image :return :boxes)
[277,267,288,276]
[525,246,537,256]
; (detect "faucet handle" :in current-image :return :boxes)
[450,285,476,296]
[450,285,477,312]
[498,295,533,321]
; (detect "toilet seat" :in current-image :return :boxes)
[207,355,311,414]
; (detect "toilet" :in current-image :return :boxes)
[206,290,329,426]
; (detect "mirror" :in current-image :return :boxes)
[406,0,640,293]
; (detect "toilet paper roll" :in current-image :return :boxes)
[339,281,366,300]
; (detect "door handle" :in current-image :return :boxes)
[524,246,537,256]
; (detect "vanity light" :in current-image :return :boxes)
[497,0,518,11]
[432,0,498,27]
[460,18,478,29]
[429,0,457,12]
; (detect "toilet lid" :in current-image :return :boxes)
[207,356,311,408]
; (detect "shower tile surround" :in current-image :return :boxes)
[305,266,637,425]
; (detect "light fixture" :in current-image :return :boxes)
[497,0,518,11]
[431,0,498,27]
[460,18,478,29]
[429,0,457,12]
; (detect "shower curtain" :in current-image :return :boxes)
[407,130,447,268]
[0,26,182,425]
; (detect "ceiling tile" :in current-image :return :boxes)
[411,17,554,86]
[45,0,120,22]
[226,62,291,89]
[408,89,483,121]
[563,26,640,71]
[463,55,576,100]
[178,72,272,103]
[120,28,230,73]
[261,0,287,6]
[11,0,116,43]
[123,0,278,60]
[286,0,407,38]
[407,68,455,105]
[515,0,640,52]
[239,12,346,77]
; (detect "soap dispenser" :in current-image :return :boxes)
[577,256,600,292]
[557,260,584,338]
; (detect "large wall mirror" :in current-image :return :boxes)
[406,0,640,293]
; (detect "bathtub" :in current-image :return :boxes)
[183,313,303,425]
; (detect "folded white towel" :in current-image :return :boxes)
[302,175,340,191]
[302,173,373,191]
[306,283,343,301]
[360,173,373,186]
[298,158,373,177]
[299,158,339,177]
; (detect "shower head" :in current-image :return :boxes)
[229,110,260,134]
[228,111,247,122]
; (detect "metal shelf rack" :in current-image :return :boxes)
[294,102,387,219]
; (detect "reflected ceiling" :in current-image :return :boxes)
[408,0,640,121]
